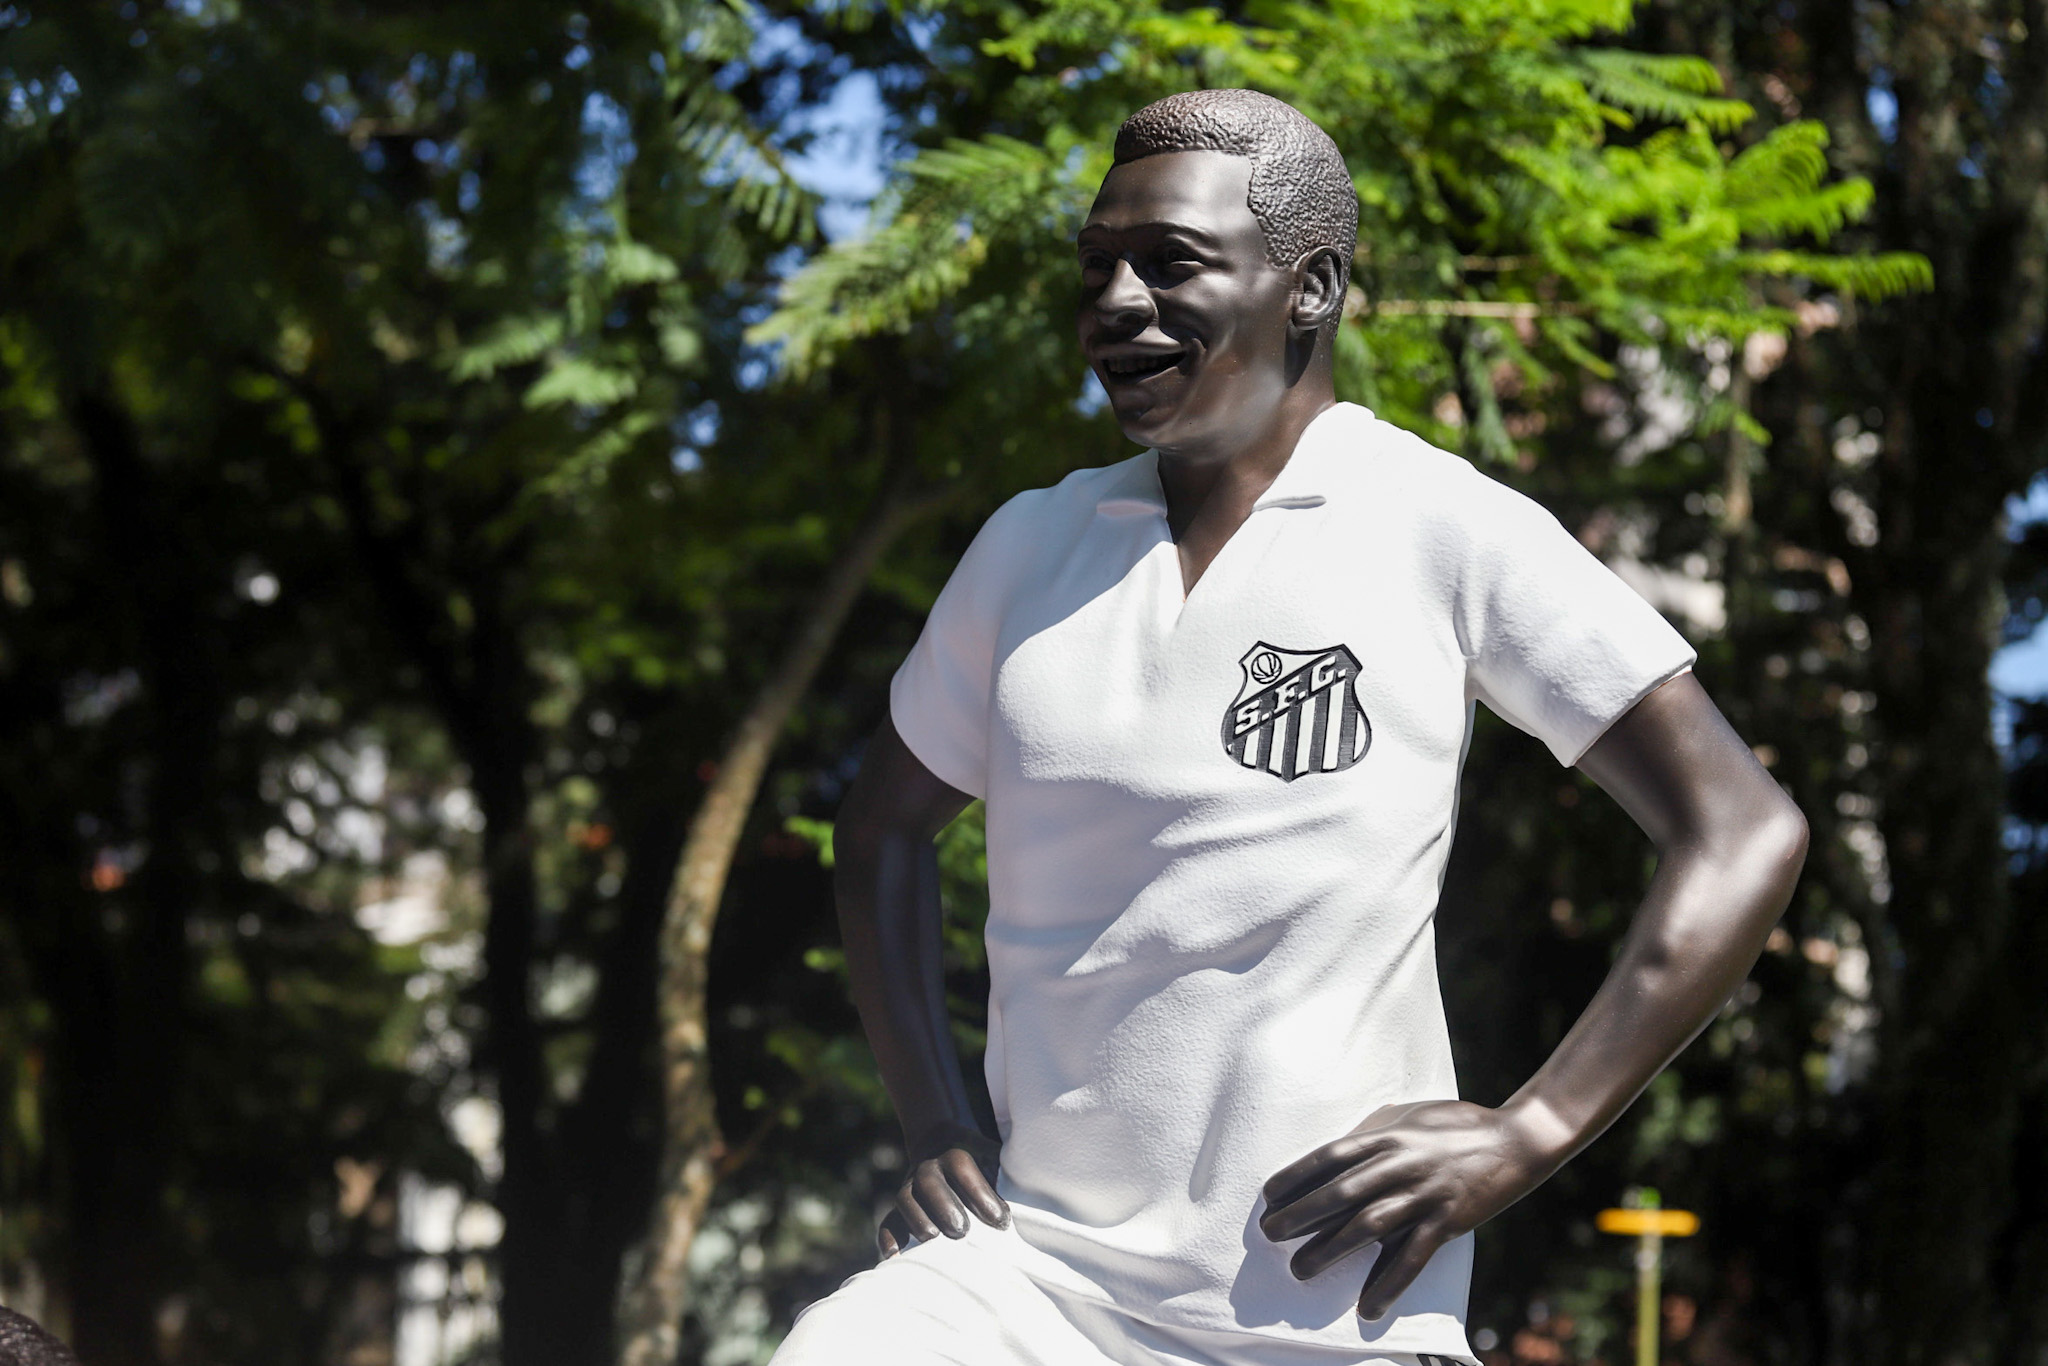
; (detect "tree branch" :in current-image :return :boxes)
[1354,298,1589,319]
[615,400,960,1366]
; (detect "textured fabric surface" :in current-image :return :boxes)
[878,402,1696,1361]
[772,1220,1479,1366]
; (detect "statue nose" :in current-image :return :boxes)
[1094,258,1156,330]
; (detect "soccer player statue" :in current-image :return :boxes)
[775,89,1808,1366]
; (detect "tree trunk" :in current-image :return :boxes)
[615,460,955,1366]
[315,421,575,1365]
[548,803,690,1361]
[60,393,217,1366]
[1792,0,2048,1357]
[473,748,555,1366]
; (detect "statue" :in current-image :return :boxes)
[772,89,1808,1366]
[0,1309,80,1366]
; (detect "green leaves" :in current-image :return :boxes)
[449,315,567,381]
[1725,122,1868,233]
[1574,49,1754,132]
[748,135,1086,377]
[1735,249,1934,300]
[758,0,1928,454]
[602,240,683,288]
[673,79,821,244]
[524,356,641,408]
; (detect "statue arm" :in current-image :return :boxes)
[835,716,1008,1256]
[1260,671,1809,1319]
[1495,669,1811,1186]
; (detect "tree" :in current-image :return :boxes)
[0,1,862,1360]
[1678,0,2048,1355]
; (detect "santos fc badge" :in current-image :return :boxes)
[1222,642,1371,782]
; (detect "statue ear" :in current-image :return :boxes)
[1291,245,1347,334]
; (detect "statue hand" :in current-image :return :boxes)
[877,1120,1009,1259]
[1258,1099,1563,1320]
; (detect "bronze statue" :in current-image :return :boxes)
[776,89,1807,1366]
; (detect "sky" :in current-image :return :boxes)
[779,67,890,242]
[1993,479,2048,699]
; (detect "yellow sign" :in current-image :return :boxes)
[1597,1208,1700,1237]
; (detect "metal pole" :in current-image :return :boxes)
[1634,1229,1662,1366]
[1600,1197,1694,1366]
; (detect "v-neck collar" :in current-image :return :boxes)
[1092,401,1359,521]
[1090,403,1365,605]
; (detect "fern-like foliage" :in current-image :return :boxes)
[756,0,1929,459]
[410,0,824,501]
[672,78,821,245]
[1574,49,1754,131]
[752,136,1082,375]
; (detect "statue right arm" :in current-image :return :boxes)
[834,716,1009,1256]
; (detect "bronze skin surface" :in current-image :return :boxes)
[1076,150,1344,593]
[831,134,1808,1324]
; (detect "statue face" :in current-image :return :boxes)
[1077,151,1300,455]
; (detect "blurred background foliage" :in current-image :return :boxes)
[0,1,2043,1365]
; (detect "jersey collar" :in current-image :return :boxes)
[1094,402,1364,518]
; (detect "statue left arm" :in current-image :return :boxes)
[1258,671,1809,1320]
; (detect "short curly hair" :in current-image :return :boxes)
[1113,89,1357,294]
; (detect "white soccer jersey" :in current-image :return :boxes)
[883,402,1696,1362]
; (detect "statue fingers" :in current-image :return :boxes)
[938,1146,1010,1229]
[1287,1199,1418,1281]
[1261,1161,1403,1242]
[894,1171,948,1243]
[910,1158,972,1238]
[1262,1130,1395,1210]
[1356,1222,1446,1322]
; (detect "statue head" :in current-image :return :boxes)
[1078,90,1356,456]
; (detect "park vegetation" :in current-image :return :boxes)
[0,1,2043,1364]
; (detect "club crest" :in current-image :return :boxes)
[1221,642,1371,781]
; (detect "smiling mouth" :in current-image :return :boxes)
[1098,349,1186,382]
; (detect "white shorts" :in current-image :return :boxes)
[770,1223,1476,1366]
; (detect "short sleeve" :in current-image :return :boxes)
[1456,473,1697,767]
[888,497,1036,799]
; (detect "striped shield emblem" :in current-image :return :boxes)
[1221,642,1371,781]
